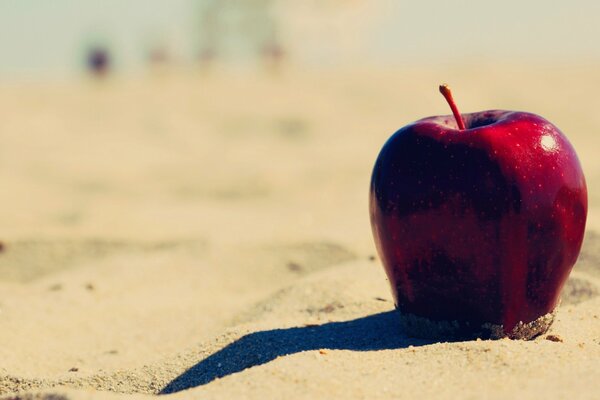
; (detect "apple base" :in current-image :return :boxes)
[398,309,557,340]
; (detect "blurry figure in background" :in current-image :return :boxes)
[86,45,111,77]
[193,0,286,74]
[146,40,172,76]
[260,39,285,74]
[194,0,220,72]
[197,47,217,73]
[147,44,169,65]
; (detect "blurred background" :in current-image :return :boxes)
[1,0,600,78]
[0,0,599,254]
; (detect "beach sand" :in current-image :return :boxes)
[1,64,599,399]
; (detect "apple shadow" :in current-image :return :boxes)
[159,311,434,394]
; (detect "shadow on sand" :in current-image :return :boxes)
[160,311,434,394]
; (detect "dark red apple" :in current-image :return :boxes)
[370,85,587,339]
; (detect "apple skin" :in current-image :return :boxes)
[370,110,587,337]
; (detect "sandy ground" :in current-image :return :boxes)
[0,64,599,399]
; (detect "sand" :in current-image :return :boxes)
[0,64,599,399]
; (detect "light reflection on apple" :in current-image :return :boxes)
[541,135,558,152]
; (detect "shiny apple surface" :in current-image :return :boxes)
[370,111,587,333]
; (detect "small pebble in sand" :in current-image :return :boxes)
[85,283,95,291]
[374,297,388,302]
[368,255,376,262]
[69,367,79,372]
[320,304,336,313]
[545,335,563,343]
[319,349,327,355]
[319,303,343,313]
[0,241,5,253]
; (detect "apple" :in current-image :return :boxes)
[370,85,587,339]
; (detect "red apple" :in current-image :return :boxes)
[370,85,587,339]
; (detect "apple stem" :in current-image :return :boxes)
[439,84,466,130]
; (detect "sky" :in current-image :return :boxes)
[0,0,599,78]
[369,1,600,64]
